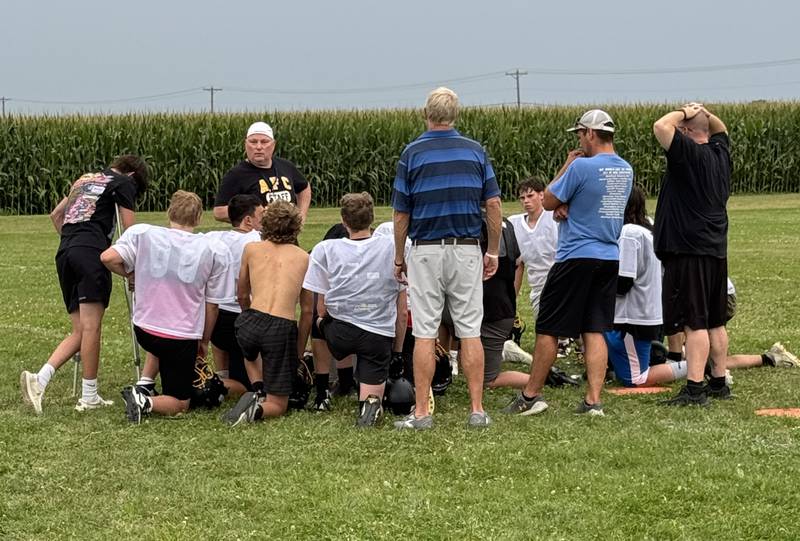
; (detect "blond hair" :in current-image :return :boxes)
[167,190,203,227]
[424,87,459,126]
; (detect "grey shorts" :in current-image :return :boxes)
[407,244,484,339]
[482,318,514,386]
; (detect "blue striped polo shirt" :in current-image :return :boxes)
[391,129,500,241]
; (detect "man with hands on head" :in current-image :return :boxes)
[652,102,732,406]
[503,109,633,417]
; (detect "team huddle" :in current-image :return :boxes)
[19,88,799,429]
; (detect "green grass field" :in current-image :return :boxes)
[1,196,799,540]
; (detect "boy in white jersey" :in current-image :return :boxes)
[101,191,235,423]
[221,201,313,425]
[205,194,263,395]
[304,193,407,427]
[508,177,558,318]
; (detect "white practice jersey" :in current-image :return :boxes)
[204,229,261,313]
[508,211,558,300]
[113,224,235,339]
[303,235,404,337]
[615,223,662,326]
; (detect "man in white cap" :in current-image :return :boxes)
[502,109,632,417]
[213,121,311,222]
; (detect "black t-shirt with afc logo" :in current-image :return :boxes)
[215,158,309,208]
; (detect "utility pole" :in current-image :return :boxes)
[0,96,9,117]
[505,69,528,108]
[203,86,222,113]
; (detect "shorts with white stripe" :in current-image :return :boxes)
[604,329,651,387]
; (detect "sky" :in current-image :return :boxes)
[1,0,799,115]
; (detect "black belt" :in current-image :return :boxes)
[412,237,480,246]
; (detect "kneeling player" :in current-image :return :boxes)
[303,193,407,427]
[101,190,234,423]
[205,194,263,395]
[222,201,312,425]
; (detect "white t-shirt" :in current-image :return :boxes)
[204,229,261,313]
[303,235,404,337]
[113,224,235,339]
[614,223,662,326]
[508,211,558,299]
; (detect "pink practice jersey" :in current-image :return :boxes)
[112,224,235,339]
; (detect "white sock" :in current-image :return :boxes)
[37,364,56,390]
[136,376,155,386]
[82,378,98,401]
[668,361,688,381]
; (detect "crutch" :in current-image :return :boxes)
[115,204,142,381]
[71,352,81,397]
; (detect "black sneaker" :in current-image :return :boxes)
[313,390,333,411]
[706,384,734,400]
[659,385,710,407]
[356,395,383,428]
[135,383,158,397]
[121,386,150,424]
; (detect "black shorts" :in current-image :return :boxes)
[211,309,252,391]
[235,309,298,396]
[134,326,197,401]
[55,246,112,313]
[662,255,728,332]
[535,258,618,339]
[481,318,514,386]
[321,317,393,385]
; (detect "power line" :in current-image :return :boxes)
[12,88,203,105]
[521,56,800,76]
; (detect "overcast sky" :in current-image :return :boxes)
[1,0,798,115]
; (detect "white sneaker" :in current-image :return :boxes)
[20,371,44,415]
[767,342,800,368]
[502,340,532,365]
[75,394,114,412]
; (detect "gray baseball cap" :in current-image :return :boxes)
[567,109,616,133]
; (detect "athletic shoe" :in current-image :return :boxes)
[502,340,532,365]
[394,412,433,430]
[766,342,800,368]
[467,411,491,428]
[501,393,549,416]
[356,395,383,428]
[135,383,158,397]
[659,385,710,407]
[575,400,605,416]
[706,384,734,400]
[75,394,114,412]
[20,371,44,415]
[313,391,333,412]
[221,392,262,427]
[120,386,149,424]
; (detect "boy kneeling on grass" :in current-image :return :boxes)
[221,200,313,426]
[100,190,235,423]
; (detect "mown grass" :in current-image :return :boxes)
[1,195,799,540]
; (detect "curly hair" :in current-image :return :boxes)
[260,200,302,244]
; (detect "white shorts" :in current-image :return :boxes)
[528,272,548,320]
[407,244,483,339]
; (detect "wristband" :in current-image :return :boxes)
[485,253,499,259]
[394,261,404,266]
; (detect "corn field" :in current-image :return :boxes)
[1,103,798,215]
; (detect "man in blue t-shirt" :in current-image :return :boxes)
[503,109,633,417]
[391,87,502,430]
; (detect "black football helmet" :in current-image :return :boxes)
[650,340,668,366]
[288,354,315,410]
[384,375,415,415]
[431,343,452,396]
[190,357,228,409]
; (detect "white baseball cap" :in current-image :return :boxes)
[246,121,274,139]
[567,109,616,133]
